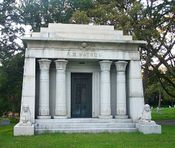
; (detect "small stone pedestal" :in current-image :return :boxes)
[136,104,161,134]
[14,123,34,136]
[136,122,161,134]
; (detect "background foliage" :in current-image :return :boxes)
[0,0,174,115]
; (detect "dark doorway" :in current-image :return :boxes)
[71,73,92,118]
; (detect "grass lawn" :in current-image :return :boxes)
[0,108,174,148]
[152,107,175,121]
[0,125,175,148]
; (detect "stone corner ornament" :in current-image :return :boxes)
[14,104,34,136]
[81,42,88,48]
[19,104,32,126]
[136,104,161,134]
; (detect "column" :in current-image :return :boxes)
[14,57,36,136]
[128,60,144,121]
[54,59,68,118]
[115,61,128,119]
[38,59,51,119]
[99,60,112,118]
[20,58,36,123]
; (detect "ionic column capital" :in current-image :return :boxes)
[115,61,128,72]
[38,59,51,71]
[99,60,112,71]
[55,59,68,70]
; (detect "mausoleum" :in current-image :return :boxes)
[14,23,161,135]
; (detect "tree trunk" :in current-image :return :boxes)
[157,91,162,113]
[158,92,161,108]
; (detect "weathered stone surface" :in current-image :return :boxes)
[38,59,51,118]
[136,104,161,134]
[136,123,161,134]
[20,104,32,125]
[128,61,145,121]
[35,118,137,134]
[14,123,34,136]
[14,23,148,135]
[24,23,137,42]
[115,61,128,118]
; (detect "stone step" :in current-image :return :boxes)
[35,118,133,123]
[34,118,137,134]
[35,127,137,134]
[35,123,135,129]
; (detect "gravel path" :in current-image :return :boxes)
[156,120,175,126]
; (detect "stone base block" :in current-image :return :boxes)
[115,115,128,119]
[54,116,68,119]
[14,123,34,136]
[136,123,161,134]
[98,115,113,119]
[35,118,137,134]
[37,115,51,119]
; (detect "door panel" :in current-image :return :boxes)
[71,73,92,118]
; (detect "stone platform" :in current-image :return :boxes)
[136,123,161,134]
[35,118,137,134]
[14,123,34,136]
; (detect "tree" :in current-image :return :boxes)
[0,0,93,115]
[20,0,93,31]
[138,0,175,98]
[70,0,175,97]
[0,0,24,115]
[0,0,24,60]
[0,53,24,115]
[0,0,174,114]
[145,67,175,108]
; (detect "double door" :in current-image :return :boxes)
[71,73,92,118]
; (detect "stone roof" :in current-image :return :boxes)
[23,23,146,44]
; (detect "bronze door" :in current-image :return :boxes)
[71,73,92,118]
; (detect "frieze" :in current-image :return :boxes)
[67,51,101,58]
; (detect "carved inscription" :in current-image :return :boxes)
[67,51,101,58]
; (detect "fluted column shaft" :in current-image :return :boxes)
[38,59,51,119]
[115,61,128,118]
[54,59,68,118]
[99,60,112,118]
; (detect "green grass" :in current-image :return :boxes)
[0,125,175,148]
[0,108,175,148]
[152,107,175,121]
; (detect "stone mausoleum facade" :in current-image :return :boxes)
[14,23,161,135]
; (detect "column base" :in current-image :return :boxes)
[37,115,51,119]
[99,115,113,119]
[115,115,128,119]
[54,116,68,119]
